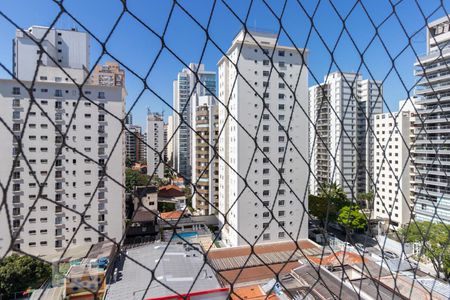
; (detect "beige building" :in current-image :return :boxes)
[191,95,219,215]
[89,61,125,87]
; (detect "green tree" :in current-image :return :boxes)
[399,221,450,279]
[158,202,175,212]
[337,205,368,232]
[309,183,350,224]
[357,191,374,210]
[0,254,51,297]
[125,157,133,168]
[125,168,150,193]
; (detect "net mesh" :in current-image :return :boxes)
[0,0,449,299]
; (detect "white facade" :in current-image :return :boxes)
[309,72,383,199]
[218,30,309,247]
[373,106,414,229]
[172,64,216,180]
[0,25,125,257]
[147,113,164,178]
[0,80,125,256]
[413,15,450,223]
[166,115,174,163]
[13,26,90,82]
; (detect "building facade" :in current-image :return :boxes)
[413,15,450,223]
[125,124,146,164]
[218,30,309,247]
[89,61,125,87]
[309,72,383,199]
[147,113,164,178]
[0,26,125,256]
[166,115,174,164]
[191,95,219,215]
[373,103,415,229]
[172,63,216,181]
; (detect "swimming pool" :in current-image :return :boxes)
[174,231,198,239]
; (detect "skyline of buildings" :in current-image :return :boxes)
[0,14,449,256]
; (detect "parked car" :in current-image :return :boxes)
[383,251,399,259]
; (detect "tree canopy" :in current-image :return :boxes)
[125,168,150,193]
[309,182,350,224]
[337,205,368,231]
[399,221,450,279]
[0,254,51,297]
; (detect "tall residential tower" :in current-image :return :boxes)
[413,15,450,223]
[218,30,309,247]
[309,72,383,199]
[0,26,125,256]
[172,64,216,181]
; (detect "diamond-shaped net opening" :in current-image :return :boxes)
[0,0,449,299]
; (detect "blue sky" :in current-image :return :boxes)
[0,0,449,127]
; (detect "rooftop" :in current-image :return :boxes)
[207,240,327,285]
[160,210,184,221]
[105,242,221,300]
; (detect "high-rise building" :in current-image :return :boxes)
[191,95,219,215]
[163,123,168,162]
[166,115,174,164]
[373,100,419,229]
[147,113,164,178]
[218,30,309,247]
[89,61,125,87]
[0,26,125,256]
[125,124,146,163]
[413,15,450,223]
[173,63,216,181]
[309,72,383,199]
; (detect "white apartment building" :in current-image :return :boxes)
[413,15,450,223]
[373,102,416,229]
[0,26,125,256]
[309,72,382,199]
[147,113,164,178]
[218,30,309,247]
[191,95,218,215]
[166,115,174,163]
[13,26,90,82]
[172,64,216,180]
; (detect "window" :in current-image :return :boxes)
[263,233,270,240]
[98,91,105,99]
[278,50,285,56]
[263,60,269,65]
[279,62,285,67]
[12,87,20,95]
[54,89,63,97]
[278,211,285,217]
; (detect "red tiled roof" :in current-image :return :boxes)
[160,211,183,220]
[158,185,184,197]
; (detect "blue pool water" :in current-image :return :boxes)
[174,231,198,239]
